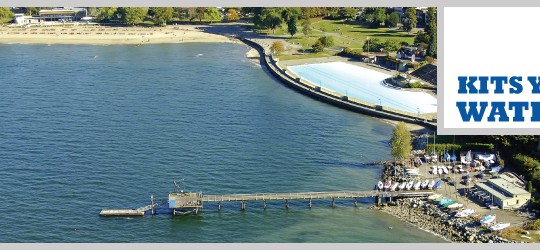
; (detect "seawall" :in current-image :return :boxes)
[240,38,437,130]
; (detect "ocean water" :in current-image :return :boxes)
[0,43,444,243]
[288,62,438,114]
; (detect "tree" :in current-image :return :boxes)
[386,12,400,28]
[95,7,118,22]
[425,7,436,34]
[318,36,334,48]
[301,19,312,37]
[287,15,297,37]
[205,8,222,24]
[261,9,283,34]
[390,122,412,161]
[427,29,437,57]
[195,7,206,22]
[117,7,147,25]
[402,8,418,32]
[0,7,14,19]
[270,41,285,55]
[414,30,430,45]
[383,39,402,52]
[338,7,357,20]
[373,8,387,26]
[150,7,173,26]
[312,40,324,52]
[528,181,533,193]
[226,8,240,22]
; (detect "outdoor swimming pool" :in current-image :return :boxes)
[287,62,437,114]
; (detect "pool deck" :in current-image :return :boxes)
[279,56,437,99]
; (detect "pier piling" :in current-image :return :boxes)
[263,200,267,209]
[218,202,221,211]
[354,198,358,207]
[241,200,246,211]
[332,198,336,207]
[309,198,312,208]
[285,199,289,209]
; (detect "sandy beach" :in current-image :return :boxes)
[0,24,238,45]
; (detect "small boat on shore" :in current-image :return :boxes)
[390,182,399,191]
[428,180,435,189]
[443,200,457,208]
[438,168,443,175]
[428,194,442,200]
[447,203,464,209]
[480,215,496,225]
[432,166,438,175]
[421,179,429,189]
[433,180,442,189]
[490,223,511,231]
[413,181,422,190]
[398,182,406,190]
[377,181,383,190]
[455,208,475,217]
[406,181,414,190]
[438,198,452,206]
[442,166,449,174]
[384,180,392,190]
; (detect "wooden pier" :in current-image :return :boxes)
[100,190,434,216]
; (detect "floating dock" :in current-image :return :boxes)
[99,209,145,217]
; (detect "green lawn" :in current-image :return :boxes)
[311,19,416,48]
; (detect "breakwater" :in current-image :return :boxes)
[239,38,436,130]
[374,198,518,243]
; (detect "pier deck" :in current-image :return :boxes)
[202,190,434,202]
[100,190,435,216]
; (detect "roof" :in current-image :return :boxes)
[475,182,509,200]
[410,64,437,85]
[488,178,530,196]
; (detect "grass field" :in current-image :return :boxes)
[255,18,416,53]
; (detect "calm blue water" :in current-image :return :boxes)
[0,43,444,243]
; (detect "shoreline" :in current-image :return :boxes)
[0,25,238,45]
[371,198,517,243]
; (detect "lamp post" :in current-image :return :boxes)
[366,36,370,63]
[378,98,381,106]
[417,108,420,120]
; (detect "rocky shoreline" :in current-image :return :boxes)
[371,198,518,243]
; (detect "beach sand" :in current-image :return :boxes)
[0,24,238,45]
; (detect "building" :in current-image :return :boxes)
[38,8,87,22]
[475,173,531,210]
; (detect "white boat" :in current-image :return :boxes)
[438,168,443,175]
[406,181,414,190]
[447,203,464,209]
[406,168,419,175]
[384,180,392,190]
[490,223,511,231]
[455,208,475,217]
[432,166,438,175]
[480,215,496,225]
[398,182,407,190]
[413,181,422,190]
[428,193,442,200]
[442,166,449,174]
[377,181,383,190]
[427,180,435,189]
[390,182,399,191]
[421,179,429,189]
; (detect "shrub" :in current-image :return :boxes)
[270,41,285,55]
[312,40,324,52]
[463,143,494,152]
[526,219,540,230]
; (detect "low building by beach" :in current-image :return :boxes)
[475,173,531,210]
